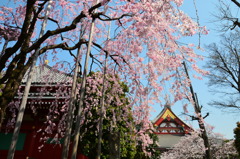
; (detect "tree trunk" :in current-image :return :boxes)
[183,62,212,159]
[7,1,53,158]
[0,67,28,129]
[199,123,212,159]
[109,131,120,159]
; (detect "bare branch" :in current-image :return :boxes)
[205,29,240,109]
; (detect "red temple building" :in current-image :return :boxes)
[152,104,193,150]
[0,65,87,159]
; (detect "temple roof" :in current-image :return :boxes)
[22,65,72,84]
[153,105,193,149]
[152,105,192,131]
[152,104,171,124]
[17,65,73,107]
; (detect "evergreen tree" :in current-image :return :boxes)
[234,122,240,156]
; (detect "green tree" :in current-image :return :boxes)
[234,122,240,156]
[78,72,137,159]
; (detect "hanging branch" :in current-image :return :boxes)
[193,0,201,48]
[7,1,53,159]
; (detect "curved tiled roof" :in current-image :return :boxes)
[22,65,72,83]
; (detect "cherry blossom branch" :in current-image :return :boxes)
[92,42,130,68]
[38,39,103,71]
[0,0,48,77]
[90,52,103,66]
[1,1,129,74]
[0,22,21,31]
[37,15,85,69]
[0,1,101,71]
[27,12,88,52]
[27,2,131,54]
[38,39,87,53]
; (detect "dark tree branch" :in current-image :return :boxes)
[231,0,240,7]
[182,112,209,120]
[203,112,209,119]
[38,39,87,54]
[231,20,240,30]
[0,0,36,72]
[97,12,132,21]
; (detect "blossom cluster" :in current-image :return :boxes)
[161,131,238,159]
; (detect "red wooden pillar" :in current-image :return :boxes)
[26,126,37,158]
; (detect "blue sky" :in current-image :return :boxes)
[152,0,240,139]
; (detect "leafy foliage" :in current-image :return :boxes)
[78,72,136,158]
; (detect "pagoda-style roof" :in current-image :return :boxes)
[153,105,192,134]
[22,64,72,84]
[15,65,73,110]
[153,105,193,149]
